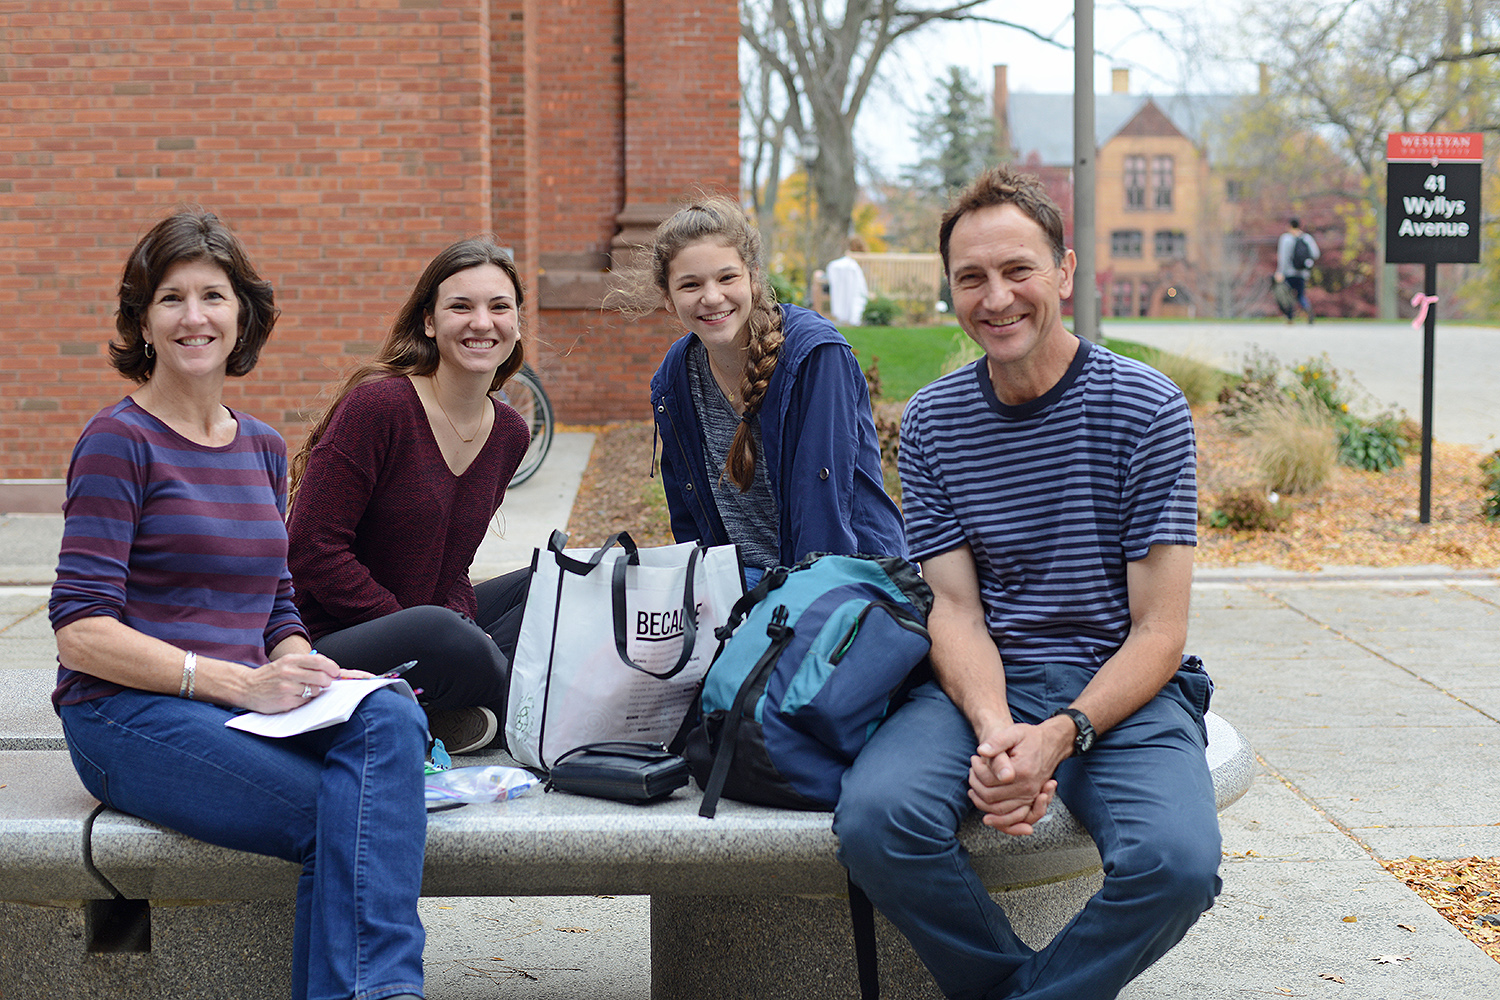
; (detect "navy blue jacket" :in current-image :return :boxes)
[650,303,906,567]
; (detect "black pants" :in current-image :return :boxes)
[311,567,531,719]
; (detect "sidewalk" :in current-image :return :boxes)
[4,429,1499,997]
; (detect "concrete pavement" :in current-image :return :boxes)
[4,425,1500,997]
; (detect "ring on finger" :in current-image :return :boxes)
[301,684,315,699]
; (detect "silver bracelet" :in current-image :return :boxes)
[180,651,197,700]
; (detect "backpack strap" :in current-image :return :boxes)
[848,874,880,999]
[697,604,794,818]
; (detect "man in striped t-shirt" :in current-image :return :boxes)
[835,167,1221,1000]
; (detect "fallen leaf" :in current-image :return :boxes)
[1371,954,1411,964]
[1397,923,1416,932]
[1342,915,1358,923]
[1318,972,1346,983]
[555,926,589,933]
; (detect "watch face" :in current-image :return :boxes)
[1076,727,1096,753]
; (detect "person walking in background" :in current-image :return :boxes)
[51,210,428,1000]
[1275,218,1319,324]
[835,166,1220,1000]
[287,238,533,755]
[609,197,904,589]
[825,236,871,326]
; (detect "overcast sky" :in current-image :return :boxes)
[856,1,1254,178]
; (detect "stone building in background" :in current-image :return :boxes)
[0,0,738,481]
[995,64,1270,320]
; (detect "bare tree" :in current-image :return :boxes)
[741,0,1065,276]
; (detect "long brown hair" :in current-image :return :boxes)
[608,197,783,491]
[290,237,525,501]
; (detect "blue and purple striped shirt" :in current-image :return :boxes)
[49,398,307,706]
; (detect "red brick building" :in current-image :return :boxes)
[0,0,739,480]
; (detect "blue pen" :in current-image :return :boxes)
[381,660,418,679]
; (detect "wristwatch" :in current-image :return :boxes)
[1051,707,1096,756]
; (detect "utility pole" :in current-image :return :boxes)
[1073,0,1099,342]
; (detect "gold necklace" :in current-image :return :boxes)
[708,357,741,404]
[431,379,482,443]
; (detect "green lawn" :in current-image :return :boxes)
[839,323,1161,401]
[839,324,966,400]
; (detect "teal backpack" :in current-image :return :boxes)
[684,552,933,819]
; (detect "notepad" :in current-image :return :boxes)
[225,678,418,738]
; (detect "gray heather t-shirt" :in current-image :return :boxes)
[686,341,780,569]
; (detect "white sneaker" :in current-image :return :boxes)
[427,706,499,754]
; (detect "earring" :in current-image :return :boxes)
[143,342,154,359]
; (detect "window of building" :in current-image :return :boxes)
[1111,229,1143,257]
[1123,155,1146,209]
[1154,230,1186,259]
[1151,156,1174,209]
[1110,280,1135,317]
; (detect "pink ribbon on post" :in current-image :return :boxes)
[1410,292,1439,330]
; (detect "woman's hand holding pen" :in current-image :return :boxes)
[239,650,352,714]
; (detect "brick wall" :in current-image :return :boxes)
[0,0,739,477]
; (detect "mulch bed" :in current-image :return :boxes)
[1382,857,1500,963]
[1194,407,1500,572]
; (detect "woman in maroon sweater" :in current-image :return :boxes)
[288,238,533,753]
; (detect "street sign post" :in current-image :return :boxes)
[1385,133,1482,524]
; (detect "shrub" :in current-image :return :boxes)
[861,296,899,326]
[1217,348,1284,433]
[1482,449,1500,522]
[1292,354,1352,418]
[1203,487,1293,532]
[1137,347,1227,407]
[941,330,983,375]
[1249,395,1337,494]
[768,268,804,306]
[861,353,883,403]
[871,400,904,501]
[1336,414,1407,472]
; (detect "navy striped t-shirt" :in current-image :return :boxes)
[50,398,307,706]
[899,337,1197,670]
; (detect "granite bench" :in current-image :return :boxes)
[0,712,1253,1000]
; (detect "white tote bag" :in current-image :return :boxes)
[505,531,744,770]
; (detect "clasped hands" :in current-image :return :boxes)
[968,718,1073,836]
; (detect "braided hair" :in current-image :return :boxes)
[608,196,784,491]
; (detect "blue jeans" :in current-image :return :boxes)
[60,686,428,1000]
[1286,274,1311,313]
[835,666,1221,1000]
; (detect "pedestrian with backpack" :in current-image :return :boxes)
[1275,217,1320,324]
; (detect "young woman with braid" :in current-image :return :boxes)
[612,197,905,584]
[286,238,533,754]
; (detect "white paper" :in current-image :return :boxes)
[225,678,417,738]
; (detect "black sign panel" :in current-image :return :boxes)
[1386,160,1481,264]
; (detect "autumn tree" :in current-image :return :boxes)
[1231,0,1500,316]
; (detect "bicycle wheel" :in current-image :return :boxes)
[495,363,555,486]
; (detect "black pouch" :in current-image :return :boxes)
[545,741,690,803]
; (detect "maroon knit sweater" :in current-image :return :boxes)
[287,376,530,640]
